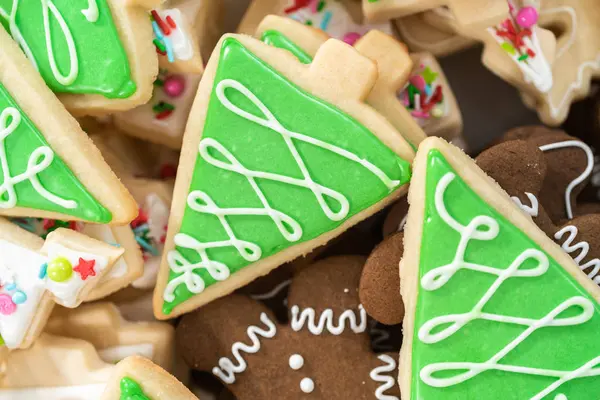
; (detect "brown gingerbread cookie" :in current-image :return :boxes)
[176,256,400,400]
[359,232,404,326]
[502,126,593,224]
[368,133,598,326]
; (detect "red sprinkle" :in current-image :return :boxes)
[166,15,177,29]
[156,109,174,120]
[160,163,178,179]
[284,0,311,14]
[527,48,536,58]
[151,10,171,35]
[155,47,166,56]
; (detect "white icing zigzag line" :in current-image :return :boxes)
[511,192,539,217]
[539,140,594,220]
[290,305,367,335]
[212,312,277,384]
[555,225,600,284]
[163,79,400,301]
[369,354,399,400]
[250,279,292,301]
[0,107,77,210]
[0,0,79,86]
[418,171,600,398]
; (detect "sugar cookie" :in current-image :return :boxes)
[0,30,138,224]
[100,356,197,400]
[153,34,414,318]
[0,0,160,114]
[0,218,124,349]
[400,136,600,398]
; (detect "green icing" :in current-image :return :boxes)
[0,84,111,222]
[411,149,600,399]
[0,0,135,99]
[120,377,150,400]
[261,30,313,64]
[162,38,410,314]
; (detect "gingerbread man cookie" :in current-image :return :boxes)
[176,256,400,399]
[152,34,414,318]
[0,29,138,224]
[0,0,160,114]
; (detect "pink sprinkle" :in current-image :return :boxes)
[409,75,427,92]
[342,32,361,45]
[516,6,538,29]
[0,294,16,315]
[401,91,409,106]
[411,110,430,119]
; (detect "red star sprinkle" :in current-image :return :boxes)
[73,258,96,280]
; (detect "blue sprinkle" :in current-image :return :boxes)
[39,263,48,279]
[424,84,433,97]
[135,236,159,256]
[12,291,27,305]
[133,223,150,234]
[4,283,16,291]
[320,10,332,31]
[108,242,122,248]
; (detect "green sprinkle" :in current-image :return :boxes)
[153,39,166,53]
[518,54,529,61]
[317,1,326,11]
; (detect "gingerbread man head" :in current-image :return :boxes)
[176,256,400,399]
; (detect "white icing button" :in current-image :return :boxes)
[289,354,304,370]
[300,377,314,393]
[554,395,567,400]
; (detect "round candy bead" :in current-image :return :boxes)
[163,75,186,98]
[0,294,16,315]
[516,6,538,29]
[11,291,27,304]
[47,257,73,282]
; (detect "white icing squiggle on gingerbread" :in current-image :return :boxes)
[290,304,367,335]
[511,192,539,217]
[163,79,400,302]
[538,140,594,220]
[418,171,600,398]
[369,354,400,400]
[212,312,277,384]
[555,225,600,284]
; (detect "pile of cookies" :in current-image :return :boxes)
[0,0,599,399]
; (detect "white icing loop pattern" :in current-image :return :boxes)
[164,79,400,301]
[0,107,77,210]
[419,171,600,398]
[81,0,99,23]
[369,354,400,400]
[555,225,600,284]
[212,312,277,384]
[0,0,79,86]
[538,140,594,220]
[290,304,367,335]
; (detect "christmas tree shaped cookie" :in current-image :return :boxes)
[255,15,428,147]
[400,137,600,399]
[101,356,197,400]
[0,29,138,224]
[0,0,159,114]
[0,218,124,350]
[153,34,414,318]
